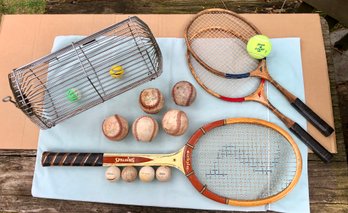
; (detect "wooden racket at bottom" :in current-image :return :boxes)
[42,118,302,207]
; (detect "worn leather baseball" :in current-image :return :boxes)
[121,166,138,182]
[139,166,155,182]
[132,116,159,142]
[102,114,129,141]
[156,166,171,182]
[162,110,188,136]
[105,166,121,182]
[139,88,165,114]
[172,81,196,106]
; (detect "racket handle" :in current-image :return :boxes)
[42,152,103,167]
[291,98,334,137]
[289,123,333,163]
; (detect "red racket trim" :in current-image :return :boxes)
[186,129,204,147]
[202,119,225,132]
[220,96,245,102]
[185,171,203,190]
[186,119,225,147]
[103,156,152,164]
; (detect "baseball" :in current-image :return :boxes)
[156,166,171,182]
[162,110,189,136]
[132,116,159,142]
[102,114,129,141]
[121,166,138,182]
[139,88,165,114]
[172,81,196,106]
[139,166,155,182]
[105,166,121,182]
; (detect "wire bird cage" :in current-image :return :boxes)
[3,16,162,129]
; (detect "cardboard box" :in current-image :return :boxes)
[0,14,336,152]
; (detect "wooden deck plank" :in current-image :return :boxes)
[45,0,301,14]
[0,2,347,212]
[0,152,347,212]
[308,18,346,162]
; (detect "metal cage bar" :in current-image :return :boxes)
[4,16,162,129]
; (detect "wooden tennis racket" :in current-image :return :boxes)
[184,8,334,137]
[187,52,333,163]
[42,118,302,207]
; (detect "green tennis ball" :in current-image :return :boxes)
[66,88,81,102]
[247,35,272,59]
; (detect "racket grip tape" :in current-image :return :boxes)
[291,98,334,137]
[289,123,333,163]
[41,152,103,167]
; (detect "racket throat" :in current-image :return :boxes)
[252,61,297,103]
[251,60,271,79]
[245,86,294,128]
[245,79,268,105]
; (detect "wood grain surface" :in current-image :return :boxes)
[45,0,302,14]
[0,2,347,213]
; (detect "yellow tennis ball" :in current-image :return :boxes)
[247,35,272,59]
[109,65,125,78]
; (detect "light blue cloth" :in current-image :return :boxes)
[32,37,309,212]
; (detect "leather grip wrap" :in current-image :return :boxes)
[289,123,333,163]
[291,98,334,137]
[42,152,103,167]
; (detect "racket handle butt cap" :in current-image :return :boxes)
[289,123,333,163]
[291,98,334,137]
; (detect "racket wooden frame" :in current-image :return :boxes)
[184,8,334,137]
[42,118,302,207]
[187,51,333,163]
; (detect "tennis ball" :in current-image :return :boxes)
[247,35,272,59]
[66,88,81,102]
[109,65,125,78]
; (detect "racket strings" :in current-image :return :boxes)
[186,10,260,75]
[191,123,298,200]
[189,53,260,98]
[187,12,257,41]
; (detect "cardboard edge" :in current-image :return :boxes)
[315,15,337,152]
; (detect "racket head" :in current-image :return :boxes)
[187,50,262,102]
[182,117,302,206]
[185,8,263,78]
